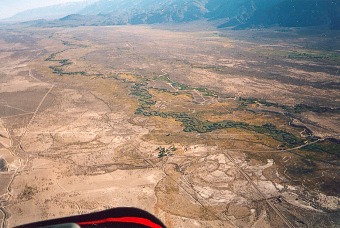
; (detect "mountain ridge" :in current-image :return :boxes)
[5,0,98,22]
[9,0,340,29]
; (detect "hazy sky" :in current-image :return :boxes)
[0,0,86,19]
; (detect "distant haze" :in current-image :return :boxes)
[0,0,88,19]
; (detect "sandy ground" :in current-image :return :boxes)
[0,25,339,228]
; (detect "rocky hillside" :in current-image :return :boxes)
[16,0,340,29]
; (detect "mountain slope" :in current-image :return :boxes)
[7,0,97,21]
[15,0,340,29]
[235,0,340,29]
[79,0,208,24]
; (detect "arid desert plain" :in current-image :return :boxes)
[0,23,339,227]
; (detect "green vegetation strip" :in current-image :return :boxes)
[238,97,340,114]
[130,78,303,146]
[301,139,340,157]
[136,108,302,145]
[127,75,340,155]
[43,51,340,155]
[45,51,86,76]
[288,52,340,61]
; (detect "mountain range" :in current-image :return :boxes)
[8,0,340,29]
[5,1,97,22]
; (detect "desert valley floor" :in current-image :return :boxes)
[0,23,339,227]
